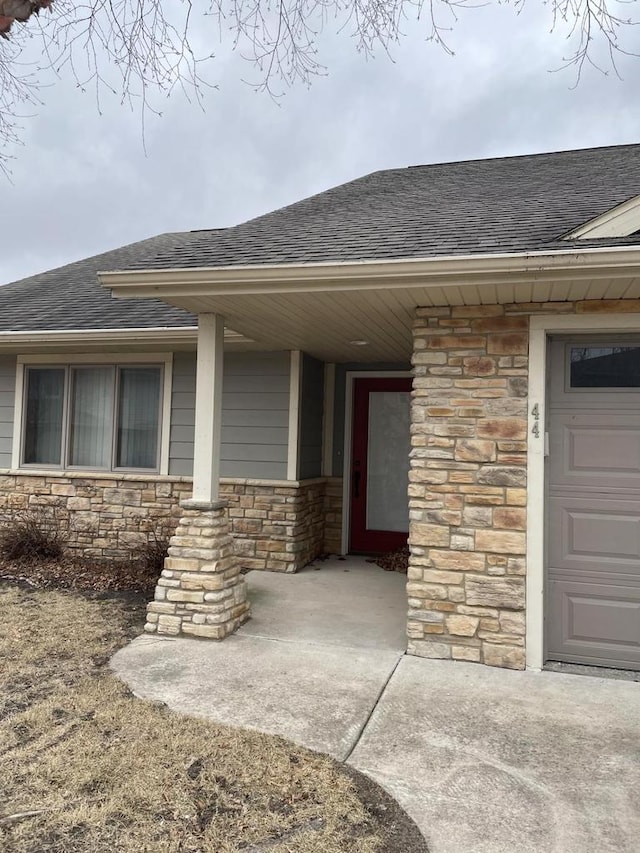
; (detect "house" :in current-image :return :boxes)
[2,143,640,672]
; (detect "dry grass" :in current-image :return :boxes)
[0,584,388,853]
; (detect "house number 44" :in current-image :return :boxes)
[531,403,540,438]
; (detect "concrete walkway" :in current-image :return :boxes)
[113,558,407,759]
[112,557,640,853]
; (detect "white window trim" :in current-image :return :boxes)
[341,370,413,555]
[563,194,640,240]
[12,352,173,475]
[526,312,640,670]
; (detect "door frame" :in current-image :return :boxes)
[341,370,413,555]
[527,312,640,670]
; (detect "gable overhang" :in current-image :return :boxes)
[99,246,640,362]
[563,195,640,240]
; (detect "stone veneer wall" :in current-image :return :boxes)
[224,478,327,571]
[408,298,640,669]
[323,477,344,555]
[409,303,528,669]
[0,472,191,559]
[0,472,332,571]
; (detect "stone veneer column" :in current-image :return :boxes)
[145,500,250,638]
[408,305,528,669]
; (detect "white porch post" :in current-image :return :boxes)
[145,310,250,640]
[191,313,225,503]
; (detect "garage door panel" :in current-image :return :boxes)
[548,581,640,668]
[548,496,640,575]
[547,336,640,671]
[549,415,640,488]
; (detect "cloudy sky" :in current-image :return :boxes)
[1,1,639,285]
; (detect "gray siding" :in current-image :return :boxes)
[0,356,15,467]
[332,363,411,477]
[169,351,290,480]
[298,354,324,479]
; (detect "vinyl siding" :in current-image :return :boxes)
[169,351,290,479]
[298,354,324,479]
[0,356,16,467]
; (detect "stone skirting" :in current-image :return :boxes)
[0,471,192,560]
[0,471,338,570]
[224,478,329,572]
[323,477,343,555]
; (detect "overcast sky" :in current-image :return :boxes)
[1,2,639,285]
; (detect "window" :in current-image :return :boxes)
[22,363,163,471]
[569,345,640,389]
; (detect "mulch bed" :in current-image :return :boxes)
[369,546,409,574]
[0,556,158,595]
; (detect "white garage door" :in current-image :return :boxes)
[547,337,640,671]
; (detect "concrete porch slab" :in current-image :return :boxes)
[348,655,640,853]
[239,556,408,651]
[111,557,407,761]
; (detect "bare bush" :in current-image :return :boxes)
[130,518,174,576]
[0,505,68,562]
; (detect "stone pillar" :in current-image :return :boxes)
[145,500,250,638]
[407,305,528,669]
[145,312,250,639]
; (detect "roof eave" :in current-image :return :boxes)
[98,245,640,300]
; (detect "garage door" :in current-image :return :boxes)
[547,337,640,670]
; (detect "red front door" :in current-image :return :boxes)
[350,377,412,554]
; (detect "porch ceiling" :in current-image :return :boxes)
[101,249,640,363]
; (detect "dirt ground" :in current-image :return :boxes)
[0,580,428,853]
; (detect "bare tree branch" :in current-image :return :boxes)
[0,0,638,169]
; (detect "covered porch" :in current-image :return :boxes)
[102,248,640,670]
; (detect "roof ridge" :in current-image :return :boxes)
[222,142,640,233]
[403,142,640,171]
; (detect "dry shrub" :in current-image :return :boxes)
[0,505,67,562]
[130,520,174,575]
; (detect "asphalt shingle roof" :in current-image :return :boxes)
[2,144,640,332]
[0,233,199,331]
[125,143,640,271]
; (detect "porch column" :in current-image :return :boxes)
[144,312,250,639]
[407,305,527,669]
[191,313,224,503]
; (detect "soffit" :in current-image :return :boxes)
[149,274,640,363]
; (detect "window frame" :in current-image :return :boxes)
[13,353,173,475]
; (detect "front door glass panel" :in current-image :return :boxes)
[366,391,410,532]
[350,376,412,554]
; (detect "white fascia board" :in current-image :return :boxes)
[563,195,640,240]
[98,245,640,299]
[0,326,249,349]
[0,327,197,346]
